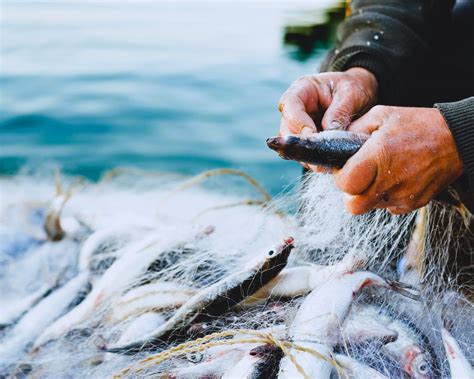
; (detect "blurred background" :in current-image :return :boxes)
[0,0,344,195]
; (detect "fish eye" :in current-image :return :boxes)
[186,352,203,363]
[268,250,274,256]
[418,363,428,373]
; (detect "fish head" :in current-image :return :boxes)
[249,344,281,359]
[266,136,289,159]
[404,346,434,379]
[261,237,294,270]
[266,135,305,161]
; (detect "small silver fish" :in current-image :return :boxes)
[33,227,200,349]
[0,272,89,362]
[166,348,247,379]
[338,310,398,347]
[382,320,435,379]
[106,238,294,354]
[266,131,368,168]
[278,271,418,379]
[0,284,54,328]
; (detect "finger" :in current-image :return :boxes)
[333,139,379,196]
[279,90,318,135]
[347,106,385,135]
[343,193,380,215]
[279,117,314,137]
[279,118,293,137]
[321,87,359,131]
[387,206,412,215]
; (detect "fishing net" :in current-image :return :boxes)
[0,169,472,378]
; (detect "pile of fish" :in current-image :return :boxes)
[0,169,472,378]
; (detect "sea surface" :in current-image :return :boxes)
[0,1,339,194]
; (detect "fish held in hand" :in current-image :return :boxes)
[266,131,368,168]
[105,237,294,354]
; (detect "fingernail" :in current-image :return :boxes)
[329,121,343,130]
[301,127,314,136]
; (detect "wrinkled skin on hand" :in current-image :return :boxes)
[334,106,464,215]
[278,67,378,171]
[278,68,379,134]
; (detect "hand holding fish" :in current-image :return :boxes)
[278,68,378,171]
[278,68,378,135]
[334,106,464,215]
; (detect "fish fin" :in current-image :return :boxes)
[386,279,421,301]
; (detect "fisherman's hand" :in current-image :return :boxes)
[334,106,464,215]
[278,68,378,136]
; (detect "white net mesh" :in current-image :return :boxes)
[0,169,472,378]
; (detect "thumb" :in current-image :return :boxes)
[321,89,359,131]
[333,140,378,196]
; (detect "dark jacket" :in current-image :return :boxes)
[322,0,474,192]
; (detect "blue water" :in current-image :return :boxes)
[0,1,335,194]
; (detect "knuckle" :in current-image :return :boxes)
[371,104,384,113]
[370,104,388,119]
[294,75,312,86]
[338,81,353,93]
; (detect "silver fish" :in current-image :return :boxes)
[165,348,247,379]
[0,272,89,364]
[106,238,294,354]
[278,271,417,379]
[266,131,368,168]
[381,313,436,379]
[241,251,366,306]
[33,227,199,349]
[0,284,54,328]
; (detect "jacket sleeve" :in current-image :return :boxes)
[435,97,474,190]
[322,0,455,103]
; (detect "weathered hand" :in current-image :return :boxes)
[278,67,378,136]
[278,68,378,171]
[334,106,464,215]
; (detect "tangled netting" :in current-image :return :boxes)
[0,168,472,378]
